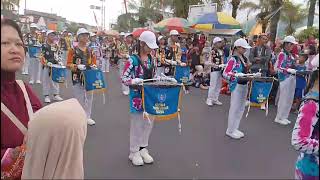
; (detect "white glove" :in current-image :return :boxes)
[218,64,226,68]
[168,77,177,83]
[58,62,63,66]
[180,62,187,66]
[235,73,245,77]
[47,62,53,67]
[287,68,297,75]
[160,76,177,83]
[254,72,262,77]
[91,64,97,69]
[131,78,144,85]
[171,61,178,66]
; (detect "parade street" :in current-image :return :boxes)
[20,67,298,179]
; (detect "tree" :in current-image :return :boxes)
[281,0,306,35]
[231,0,241,18]
[307,0,318,27]
[269,0,283,43]
[239,0,271,33]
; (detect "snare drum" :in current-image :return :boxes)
[51,65,67,83]
[249,77,274,105]
[83,69,106,92]
[174,66,190,84]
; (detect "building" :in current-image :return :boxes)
[1,0,19,20]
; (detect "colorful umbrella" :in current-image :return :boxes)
[105,29,119,37]
[192,12,241,31]
[132,28,153,38]
[154,17,194,33]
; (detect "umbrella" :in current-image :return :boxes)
[192,12,241,31]
[132,28,155,38]
[154,17,194,33]
[105,29,119,37]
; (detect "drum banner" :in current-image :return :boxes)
[142,85,182,121]
[174,66,190,84]
[83,69,107,92]
[250,81,273,104]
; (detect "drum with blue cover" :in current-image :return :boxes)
[83,69,107,92]
[51,65,67,83]
[174,66,190,84]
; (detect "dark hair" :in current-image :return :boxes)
[1,18,23,43]
[308,45,317,55]
[305,69,319,95]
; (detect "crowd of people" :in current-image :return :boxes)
[1,17,319,179]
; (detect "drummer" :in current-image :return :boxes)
[89,32,103,71]
[40,30,64,103]
[206,37,225,106]
[122,31,160,166]
[223,38,255,139]
[165,30,186,76]
[27,23,42,84]
[67,28,97,126]
[274,36,298,125]
[155,35,169,77]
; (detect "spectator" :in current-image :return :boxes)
[1,18,42,179]
[22,99,87,179]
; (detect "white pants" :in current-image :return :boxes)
[42,67,60,96]
[61,50,68,65]
[276,76,296,120]
[207,71,222,102]
[29,57,42,82]
[119,59,129,93]
[130,113,154,153]
[72,84,93,119]
[155,66,165,77]
[22,53,30,74]
[227,84,248,134]
[101,57,110,72]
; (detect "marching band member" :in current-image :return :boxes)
[67,28,97,126]
[165,30,185,76]
[89,32,103,72]
[59,30,69,65]
[206,37,225,106]
[155,35,169,77]
[274,36,298,125]
[291,57,319,180]
[40,30,63,103]
[118,33,134,95]
[223,38,255,139]
[122,31,161,166]
[27,23,42,84]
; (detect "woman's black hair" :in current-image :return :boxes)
[308,45,317,55]
[305,69,319,95]
[1,18,24,43]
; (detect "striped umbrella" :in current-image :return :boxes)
[154,17,195,33]
[192,12,241,31]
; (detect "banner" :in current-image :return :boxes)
[83,69,106,92]
[143,85,181,120]
[250,81,273,104]
[174,66,190,84]
[51,66,67,83]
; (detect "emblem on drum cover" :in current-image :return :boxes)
[132,98,142,110]
[165,67,170,74]
[96,72,101,79]
[158,93,167,103]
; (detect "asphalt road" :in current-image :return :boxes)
[19,66,298,179]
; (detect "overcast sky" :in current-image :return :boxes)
[18,0,310,29]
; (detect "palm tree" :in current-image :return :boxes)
[239,0,271,33]
[281,0,307,35]
[269,0,283,43]
[231,0,241,18]
[307,0,318,27]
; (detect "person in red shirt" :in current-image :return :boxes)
[1,18,42,179]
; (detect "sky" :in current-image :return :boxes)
[19,0,124,28]
[18,0,312,29]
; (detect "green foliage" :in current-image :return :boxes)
[296,27,319,42]
[65,22,80,34]
[281,0,307,35]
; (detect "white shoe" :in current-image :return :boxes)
[260,103,266,110]
[206,99,213,106]
[213,100,223,106]
[129,152,144,166]
[87,118,96,125]
[245,100,250,107]
[139,148,154,164]
[53,95,63,101]
[234,130,244,138]
[123,91,129,96]
[29,80,34,84]
[274,118,289,125]
[36,80,41,84]
[44,96,51,103]
[22,72,28,75]
[226,131,242,139]
[282,119,291,124]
